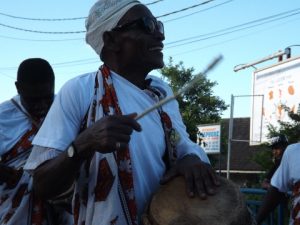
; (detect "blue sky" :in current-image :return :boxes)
[1,0,300,118]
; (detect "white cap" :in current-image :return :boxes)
[85,0,141,56]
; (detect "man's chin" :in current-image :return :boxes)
[150,60,165,70]
[30,112,47,120]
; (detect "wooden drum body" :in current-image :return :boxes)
[142,176,253,225]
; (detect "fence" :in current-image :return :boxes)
[240,188,288,225]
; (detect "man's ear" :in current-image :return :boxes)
[15,81,21,94]
[103,31,121,52]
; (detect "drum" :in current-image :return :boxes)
[141,176,253,225]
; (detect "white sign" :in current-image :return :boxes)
[197,124,221,154]
[251,57,300,145]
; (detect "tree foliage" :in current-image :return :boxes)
[252,149,273,171]
[253,105,300,171]
[266,105,300,144]
[159,57,228,141]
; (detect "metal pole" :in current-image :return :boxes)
[218,151,221,175]
[219,124,222,175]
[259,95,265,143]
[233,50,286,72]
[227,94,234,179]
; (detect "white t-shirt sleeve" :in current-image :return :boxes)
[24,73,95,170]
[150,76,210,164]
[271,144,295,192]
[33,74,94,150]
[24,146,61,171]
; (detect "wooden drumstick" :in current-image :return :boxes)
[135,55,223,120]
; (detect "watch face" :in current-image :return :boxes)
[67,145,75,158]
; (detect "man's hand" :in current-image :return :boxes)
[261,178,271,190]
[73,113,142,158]
[160,154,220,199]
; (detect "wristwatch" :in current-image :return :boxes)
[67,143,77,158]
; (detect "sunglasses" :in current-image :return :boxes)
[113,16,164,35]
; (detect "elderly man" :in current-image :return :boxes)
[0,58,55,224]
[24,1,219,224]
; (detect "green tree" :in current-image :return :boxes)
[253,105,300,173]
[267,105,300,144]
[159,57,228,141]
[252,146,273,171]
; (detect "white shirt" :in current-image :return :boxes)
[0,95,72,225]
[271,143,300,224]
[25,70,210,225]
[0,96,31,156]
[0,96,41,224]
[271,143,300,192]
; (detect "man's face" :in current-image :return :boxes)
[114,5,165,71]
[16,81,54,120]
[272,147,284,160]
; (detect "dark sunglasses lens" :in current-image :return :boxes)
[143,18,156,33]
[157,21,164,35]
[143,18,164,35]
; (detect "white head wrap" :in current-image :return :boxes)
[86,0,141,56]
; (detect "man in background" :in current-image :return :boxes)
[256,142,300,224]
[261,134,289,189]
[0,58,70,225]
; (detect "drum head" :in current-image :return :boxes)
[142,176,252,225]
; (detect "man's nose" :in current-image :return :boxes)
[154,28,165,41]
